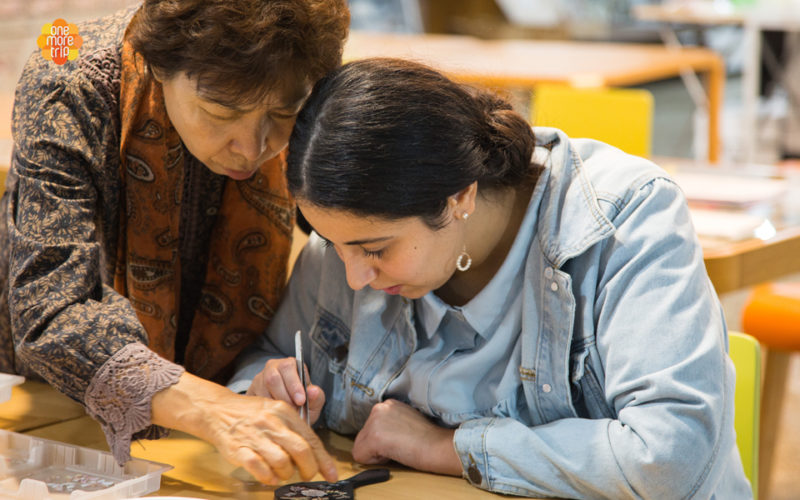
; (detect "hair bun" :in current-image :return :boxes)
[471,88,535,185]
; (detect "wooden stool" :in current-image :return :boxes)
[742,282,800,500]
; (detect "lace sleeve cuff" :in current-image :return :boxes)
[85,342,185,464]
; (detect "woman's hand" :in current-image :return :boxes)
[351,399,462,476]
[247,357,326,426]
[152,372,337,485]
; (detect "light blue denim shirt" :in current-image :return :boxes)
[230,127,751,499]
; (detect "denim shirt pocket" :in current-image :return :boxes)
[309,300,417,434]
[309,308,355,430]
[569,338,615,420]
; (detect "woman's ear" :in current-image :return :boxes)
[447,181,478,220]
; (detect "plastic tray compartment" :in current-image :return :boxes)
[0,374,24,404]
[0,429,172,499]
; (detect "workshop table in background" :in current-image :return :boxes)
[664,158,800,294]
[344,31,725,163]
[633,1,800,163]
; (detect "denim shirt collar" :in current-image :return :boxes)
[532,127,616,268]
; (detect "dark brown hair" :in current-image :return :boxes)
[288,58,538,228]
[127,0,350,106]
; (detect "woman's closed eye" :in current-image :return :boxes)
[361,247,384,259]
[269,110,298,120]
[203,110,236,122]
[322,238,384,259]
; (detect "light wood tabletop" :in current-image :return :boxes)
[701,225,800,295]
[344,31,725,163]
[9,382,517,499]
[0,380,85,432]
[24,415,514,499]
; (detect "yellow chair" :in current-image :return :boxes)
[729,331,761,499]
[531,84,654,158]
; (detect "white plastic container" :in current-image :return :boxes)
[0,429,171,499]
[0,374,24,404]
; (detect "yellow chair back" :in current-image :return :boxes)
[729,330,761,498]
[531,84,654,158]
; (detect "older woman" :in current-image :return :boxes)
[0,0,348,484]
[232,58,752,498]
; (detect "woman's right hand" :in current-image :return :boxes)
[247,357,326,426]
[151,372,337,485]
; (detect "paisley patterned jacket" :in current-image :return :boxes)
[0,6,291,462]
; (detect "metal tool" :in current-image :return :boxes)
[294,330,310,426]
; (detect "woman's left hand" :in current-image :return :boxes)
[351,399,462,476]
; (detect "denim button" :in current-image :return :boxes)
[542,383,552,393]
[544,267,554,279]
[468,464,482,484]
[550,282,558,292]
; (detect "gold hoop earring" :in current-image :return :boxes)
[456,245,472,272]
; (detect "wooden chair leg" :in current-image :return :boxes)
[759,349,791,500]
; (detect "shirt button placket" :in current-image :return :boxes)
[545,267,558,291]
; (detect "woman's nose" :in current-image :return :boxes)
[344,255,377,291]
[231,122,270,163]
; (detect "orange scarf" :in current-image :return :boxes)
[117,40,294,381]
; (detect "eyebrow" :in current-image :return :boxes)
[343,236,393,246]
[319,233,393,247]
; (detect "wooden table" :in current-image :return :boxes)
[8,382,515,499]
[22,416,513,499]
[701,225,800,295]
[0,380,85,432]
[344,31,726,163]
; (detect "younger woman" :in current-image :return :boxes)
[230,58,751,498]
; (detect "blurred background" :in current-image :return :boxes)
[2,0,795,162]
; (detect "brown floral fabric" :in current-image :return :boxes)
[0,5,294,459]
[117,36,294,379]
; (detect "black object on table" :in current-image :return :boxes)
[274,468,391,499]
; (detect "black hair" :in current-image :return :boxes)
[287,57,538,228]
